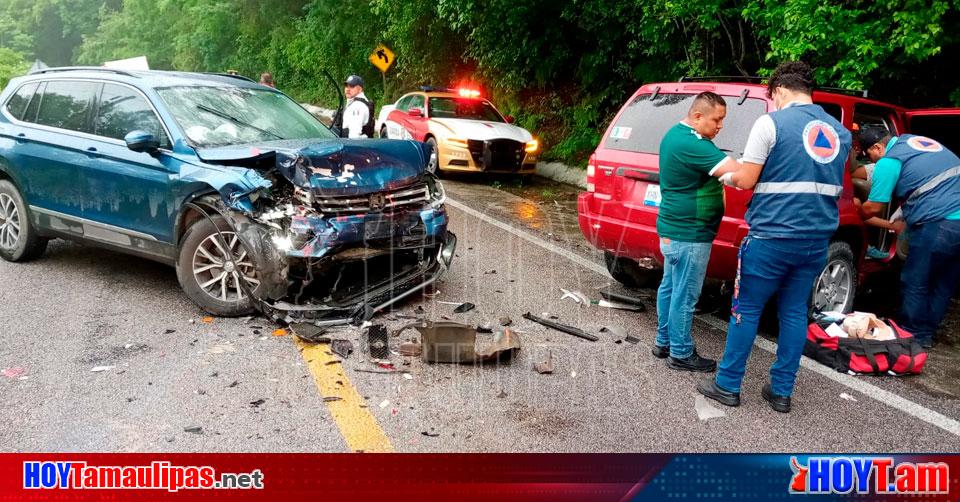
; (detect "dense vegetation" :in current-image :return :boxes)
[0,0,957,165]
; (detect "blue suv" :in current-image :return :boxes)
[0,67,455,323]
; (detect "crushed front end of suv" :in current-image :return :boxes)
[0,68,456,326]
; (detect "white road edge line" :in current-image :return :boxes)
[446,196,960,438]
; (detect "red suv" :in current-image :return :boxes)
[578,79,960,313]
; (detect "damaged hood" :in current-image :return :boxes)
[197,138,431,196]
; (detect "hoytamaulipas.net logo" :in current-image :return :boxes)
[790,456,948,495]
[24,461,264,492]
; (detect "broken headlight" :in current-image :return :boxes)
[425,174,446,208]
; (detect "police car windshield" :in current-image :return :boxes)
[158,86,334,147]
[428,97,504,122]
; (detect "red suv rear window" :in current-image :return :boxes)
[604,92,767,159]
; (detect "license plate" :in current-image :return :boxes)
[643,184,661,207]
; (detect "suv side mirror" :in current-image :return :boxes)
[408,107,423,118]
[504,115,515,124]
[124,130,160,154]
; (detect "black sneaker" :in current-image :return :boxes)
[667,351,717,372]
[651,345,670,359]
[761,383,791,413]
[697,378,741,407]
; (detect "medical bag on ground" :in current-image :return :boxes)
[804,315,927,376]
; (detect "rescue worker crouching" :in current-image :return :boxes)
[859,125,960,349]
[333,74,375,138]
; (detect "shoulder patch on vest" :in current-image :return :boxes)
[906,135,943,153]
[802,120,841,164]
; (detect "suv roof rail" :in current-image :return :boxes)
[204,72,257,83]
[679,75,765,83]
[816,86,869,99]
[28,66,138,77]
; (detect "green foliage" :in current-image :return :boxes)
[0,46,27,87]
[0,0,956,164]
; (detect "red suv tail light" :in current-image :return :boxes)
[586,153,597,192]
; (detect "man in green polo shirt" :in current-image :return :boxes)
[654,91,739,372]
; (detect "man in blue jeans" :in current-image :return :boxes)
[859,125,960,348]
[654,92,739,372]
[697,62,851,413]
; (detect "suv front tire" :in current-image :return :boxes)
[0,180,48,262]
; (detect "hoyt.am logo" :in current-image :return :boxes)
[789,457,949,495]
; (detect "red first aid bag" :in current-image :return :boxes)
[804,319,926,375]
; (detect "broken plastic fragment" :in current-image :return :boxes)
[695,395,727,421]
[272,328,288,337]
[534,352,555,374]
[840,392,858,402]
[560,288,590,306]
[1,367,26,379]
[453,302,476,313]
[90,365,115,373]
[331,339,354,359]
[201,316,214,324]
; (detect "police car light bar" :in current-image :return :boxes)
[419,86,482,98]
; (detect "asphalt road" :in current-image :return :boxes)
[1,175,959,453]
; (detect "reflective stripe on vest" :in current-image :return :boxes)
[908,165,960,202]
[753,181,843,197]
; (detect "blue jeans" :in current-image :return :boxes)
[715,237,828,396]
[656,238,712,358]
[900,219,960,345]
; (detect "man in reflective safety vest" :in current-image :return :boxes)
[696,62,852,413]
[859,126,960,348]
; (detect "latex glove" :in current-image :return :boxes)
[719,172,737,188]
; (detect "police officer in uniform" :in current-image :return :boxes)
[859,126,960,348]
[332,75,374,138]
[697,62,852,413]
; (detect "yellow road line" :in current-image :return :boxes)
[296,338,394,452]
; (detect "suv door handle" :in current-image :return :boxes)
[85,146,99,157]
[15,133,26,143]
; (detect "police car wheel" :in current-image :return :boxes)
[811,241,857,314]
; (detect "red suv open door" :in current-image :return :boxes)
[905,108,960,153]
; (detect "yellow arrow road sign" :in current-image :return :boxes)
[369,44,395,73]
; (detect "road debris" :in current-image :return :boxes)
[499,316,513,326]
[90,365,115,372]
[403,373,413,380]
[183,426,204,435]
[593,299,643,311]
[534,352,555,374]
[323,396,343,402]
[453,302,476,313]
[560,288,591,306]
[208,344,236,354]
[399,342,422,357]
[421,431,440,437]
[695,395,727,421]
[379,399,390,409]
[522,312,599,342]
[201,316,214,324]
[367,324,390,359]
[2,367,26,379]
[396,321,520,364]
[624,335,641,344]
[331,340,354,359]
[163,329,176,334]
[496,390,508,398]
[249,399,266,408]
[289,323,330,344]
[476,322,494,333]
[599,289,648,311]
[840,393,858,402]
[227,380,239,388]
[272,328,288,337]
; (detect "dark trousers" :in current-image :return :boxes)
[900,219,960,345]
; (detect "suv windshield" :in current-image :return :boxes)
[604,93,767,158]
[429,97,503,122]
[157,86,334,147]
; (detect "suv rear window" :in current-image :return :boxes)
[5,82,38,120]
[604,93,767,158]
